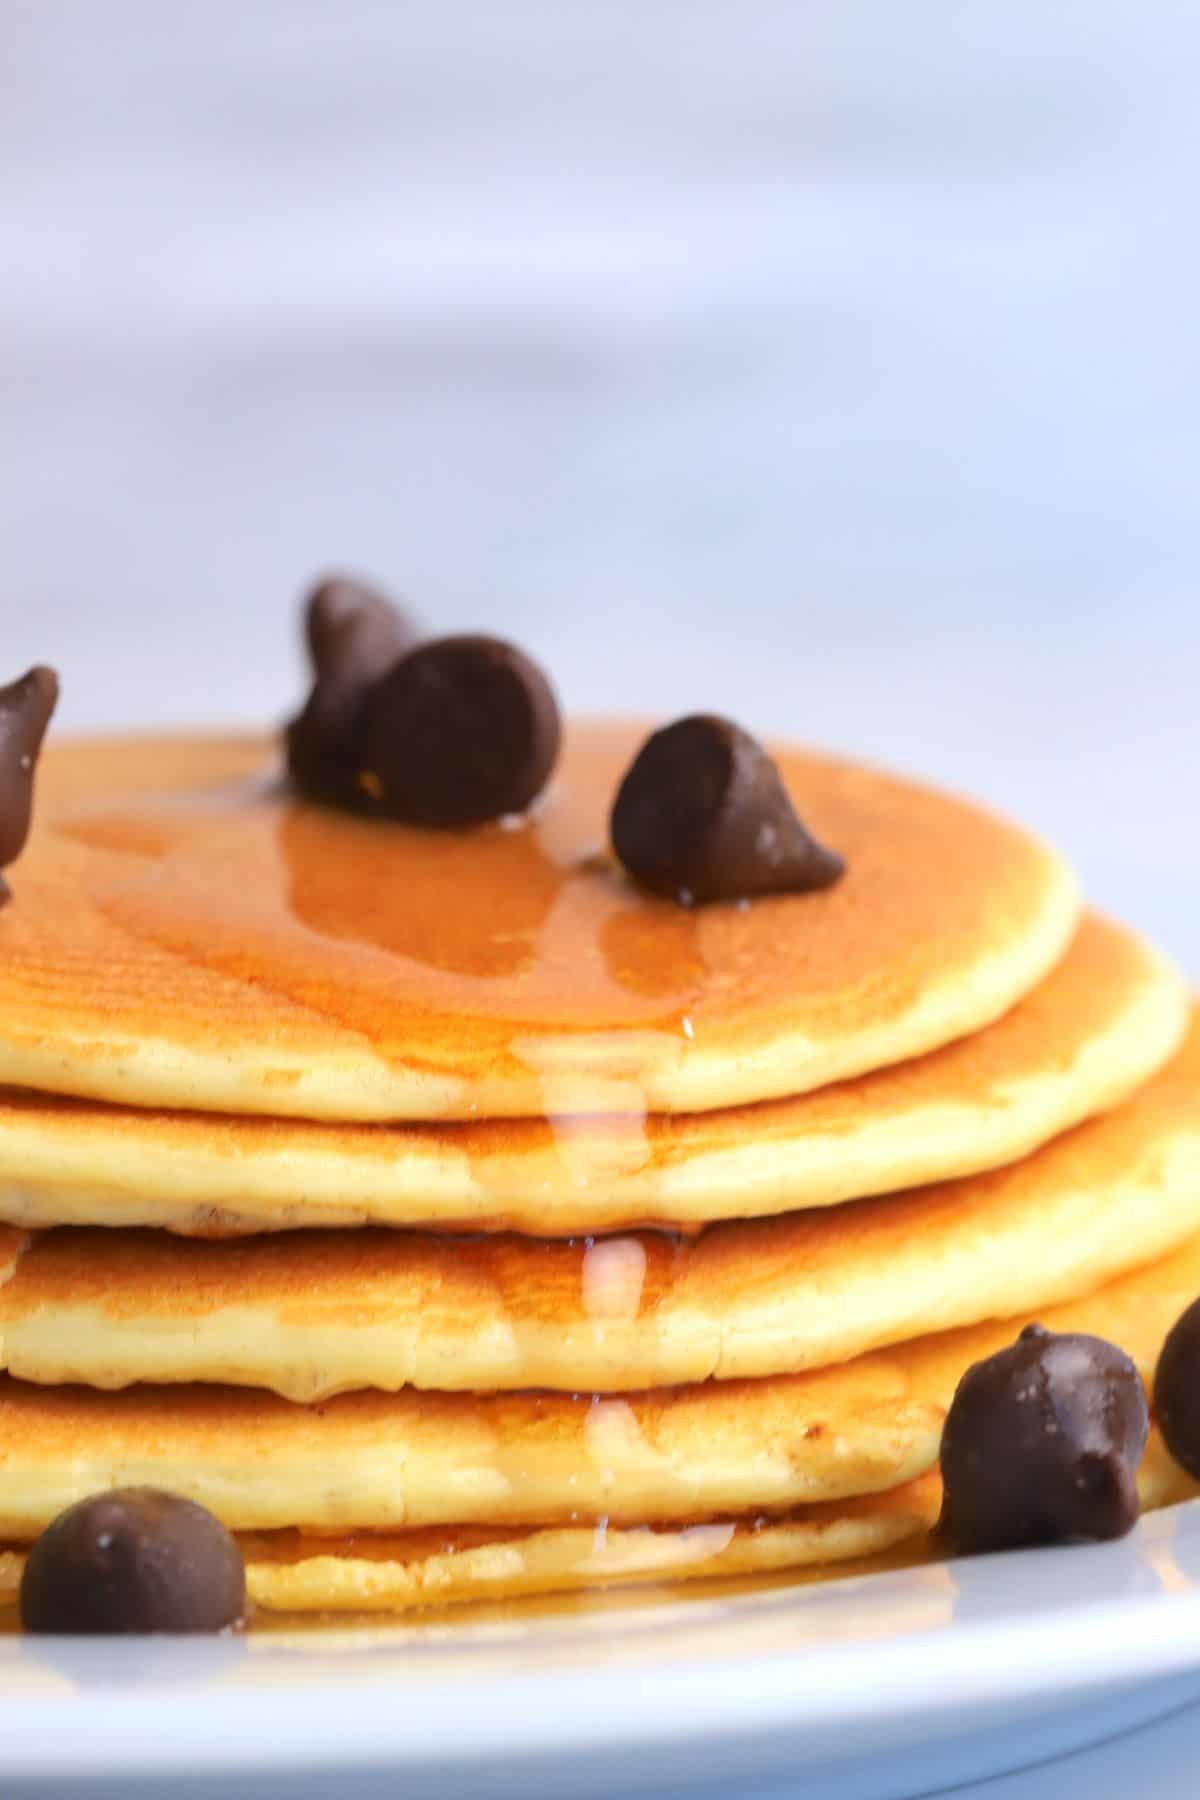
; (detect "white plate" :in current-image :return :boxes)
[3,1500,1200,1799]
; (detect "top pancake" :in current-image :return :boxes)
[0,725,1077,1121]
[0,911,1183,1235]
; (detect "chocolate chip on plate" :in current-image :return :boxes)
[939,1324,1149,1556]
[362,634,562,826]
[610,714,845,905]
[20,1487,246,1635]
[286,576,418,804]
[1153,1296,1200,1481]
[0,666,60,899]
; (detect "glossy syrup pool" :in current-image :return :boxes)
[28,719,1042,1121]
[49,728,722,1100]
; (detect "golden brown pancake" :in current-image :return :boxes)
[0,1482,944,1617]
[0,912,1179,1236]
[230,1484,950,1616]
[0,1441,1191,1618]
[0,1364,941,1536]
[0,1221,1196,1541]
[4,1011,1196,1398]
[132,1440,1200,1616]
[170,1441,1200,1616]
[0,726,1078,1121]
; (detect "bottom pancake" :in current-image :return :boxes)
[222,1440,1200,1615]
[239,1481,943,1615]
[0,1442,1193,1617]
[0,1480,942,1616]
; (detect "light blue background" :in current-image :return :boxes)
[2,0,1196,986]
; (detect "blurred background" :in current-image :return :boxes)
[2,0,1195,967]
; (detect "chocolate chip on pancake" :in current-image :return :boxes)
[286,576,419,805]
[610,714,845,905]
[20,1487,246,1635]
[1153,1297,1200,1480]
[304,575,418,688]
[0,665,60,903]
[362,634,562,826]
[939,1324,1148,1555]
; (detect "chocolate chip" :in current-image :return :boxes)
[1153,1297,1200,1481]
[361,634,562,826]
[286,577,418,805]
[939,1324,1148,1556]
[304,576,418,689]
[20,1488,246,1635]
[610,714,845,905]
[0,666,59,900]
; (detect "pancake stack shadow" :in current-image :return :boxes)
[0,724,1195,1618]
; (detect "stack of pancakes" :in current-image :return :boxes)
[0,723,1195,1617]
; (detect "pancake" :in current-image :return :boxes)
[0,1482,945,1617]
[214,1485,950,1617]
[1,1439,1192,1618]
[4,1011,1196,1398]
[120,1440,1200,1616]
[0,1223,1196,1540]
[0,1364,941,1537]
[155,1443,1200,1616]
[0,911,1180,1237]
[0,725,1078,1121]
